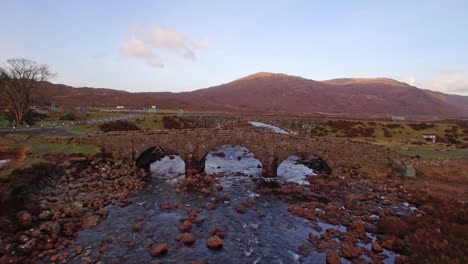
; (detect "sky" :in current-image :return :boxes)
[1,0,468,95]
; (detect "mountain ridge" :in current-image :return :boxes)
[37,72,468,118]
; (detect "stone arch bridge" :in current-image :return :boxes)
[79,128,401,178]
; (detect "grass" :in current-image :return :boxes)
[27,143,100,155]
[129,116,164,130]
[70,124,99,134]
[395,148,468,159]
[84,111,127,119]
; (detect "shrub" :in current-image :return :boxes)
[99,120,140,132]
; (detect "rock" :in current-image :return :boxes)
[192,218,204,224]
[207,203,217,210]
[208,228,225,238]
[178,221,192,232]
[207,235,223,249]
[372,241,383,253]
[340,244,362,259]
[81,215,100,229]
[160,201,171,210]
[298,243,310,252]
[395,162,416,177]
[200,187,211,195]
[150,243,168,256]
[382,238,395,250]
[235,204,248,214]
[39,221,61,235]
[30,229,42,238]
[38,210,52,220]
[394,255,408,264]
[182,233,196,244]
[382,199,393,205]
[132,223,142,232]
[75,245,82,254]
[17,211,32,226]
[317,241,339,252]
[50,254,60,262]
[71,202,84,217]
[350,219,366,234]
[326,252,341,264]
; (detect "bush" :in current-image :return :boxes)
[162,116,195,129]
[99,120,141,132]
[408,123,435,130]
[60,113,76,121]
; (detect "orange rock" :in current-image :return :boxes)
[132,223,142,232]
[372,241,383,253]
[201,187,211,195]
[50,254,60,262]
[326,252,341,264]
[207,235,223,249]
[178,221,193,232]
[235,204,248,214]
[182,233,196,244]
[208,228,225,238]
[340,243,362,259]
[150,243,168,256]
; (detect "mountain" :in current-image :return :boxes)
[37,73,468,117]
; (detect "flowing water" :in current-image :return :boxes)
[62,145,331,263]
[248,122,289,134]
[59,124,406,263]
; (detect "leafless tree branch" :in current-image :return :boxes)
[0,58,54,125]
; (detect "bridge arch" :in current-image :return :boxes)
[135,146,184,170]
[277,153,332,175]
[202,144,263,176]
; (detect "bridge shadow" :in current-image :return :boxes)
[135,146,182,171]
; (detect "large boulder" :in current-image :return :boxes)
[395,162,416,177]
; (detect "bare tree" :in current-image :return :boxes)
[0,58,53,125]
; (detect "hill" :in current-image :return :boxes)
[37,73,468,117]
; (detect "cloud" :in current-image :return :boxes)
[410,70,468,95]
[120,36,163,68]
[120,25,208,68]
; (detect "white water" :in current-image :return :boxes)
[277,155,316,185]
[248,122,289,134]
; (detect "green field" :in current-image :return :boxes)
[27,143,100,155]
[129,116,164,130]
[395,148,468,159]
